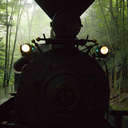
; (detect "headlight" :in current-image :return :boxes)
[21,44,31,53]
[100,46,109,55]
[20,44,35,56]
[95,45,109,58]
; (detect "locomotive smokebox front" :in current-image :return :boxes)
[15,1,110,128]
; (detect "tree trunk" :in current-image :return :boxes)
[98,0,111,42]
[3,0,9,91]
[127,0,128,21]
[8,0,23,87]
[113,67,117,90]
[109,72,113,96]
[109,0,119,35]
[6,0,19,87]
[122,0,125,25]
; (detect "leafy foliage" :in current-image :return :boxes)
[79,0,128,110]
[0,42,5,86]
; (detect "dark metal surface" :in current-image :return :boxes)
[35,0,94,19]
[110,111,128,128]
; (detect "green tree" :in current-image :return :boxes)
[80,0,128,98]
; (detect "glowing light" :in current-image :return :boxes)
[100,46,109,55]
[96,47,99,53]
[32,46,35,51]
[21,44,31,53]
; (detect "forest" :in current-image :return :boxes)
[0,0,128,110]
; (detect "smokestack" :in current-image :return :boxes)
[35,0,94,19]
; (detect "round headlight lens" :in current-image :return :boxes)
[21,44,31,53]
[100,46,109,55]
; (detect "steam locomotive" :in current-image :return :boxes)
[0,0,111,128]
